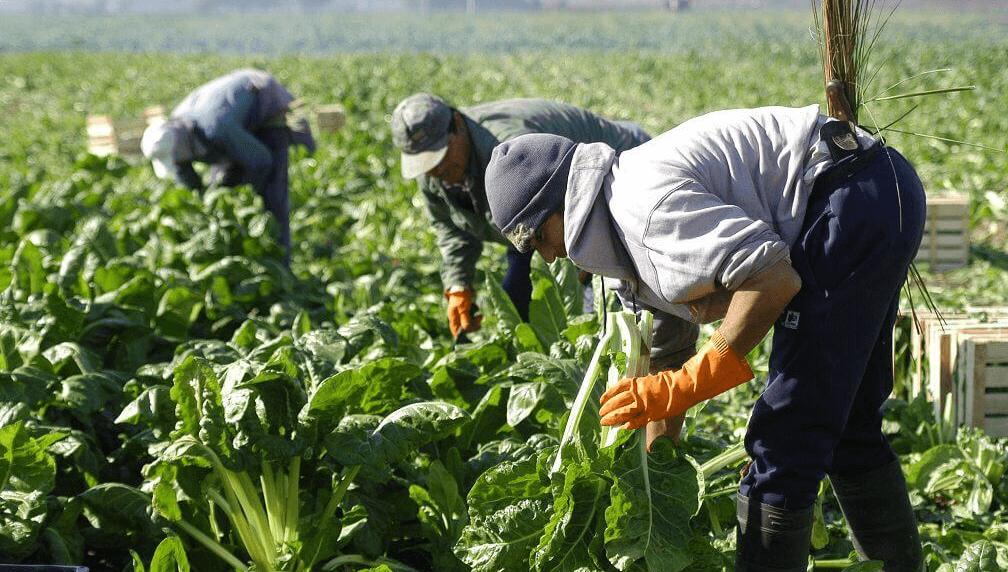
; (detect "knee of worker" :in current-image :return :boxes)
[740,395,850,508]
[738,447,832,508]
[828,426,898,475]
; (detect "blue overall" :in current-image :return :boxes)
[502,246,534,321]
[738,145,927,509]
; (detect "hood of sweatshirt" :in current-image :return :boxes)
[563,142,638,286]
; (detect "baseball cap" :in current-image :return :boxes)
[141,122,178,180]
[391,93,453,179]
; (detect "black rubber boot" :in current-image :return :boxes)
[735,493,814,572]
[828,459,924,572]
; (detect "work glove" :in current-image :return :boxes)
[599,331,753,431]
[446,287,482,339]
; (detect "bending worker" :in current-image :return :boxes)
[391,93,666,340]
[141,68,315,266]
[483,105,925,572]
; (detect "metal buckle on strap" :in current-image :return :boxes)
[809,142,883,203]
[821,120,861,164]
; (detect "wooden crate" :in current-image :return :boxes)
[953,331,1008,438]
[314,104,345,133]
[915,192,969,271]
[903,311,981,402]
[899,308,1008,425]
[86,105,166,157]
[931,324,1008,425]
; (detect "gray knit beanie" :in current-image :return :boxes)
[486,133,577,253]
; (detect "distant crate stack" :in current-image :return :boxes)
[314,104,346,134]
[915,191,970,271]
[87,105,167,158]
[902,307,1008,438]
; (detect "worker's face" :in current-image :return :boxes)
[427,113,469,184]
[530,210,567,264]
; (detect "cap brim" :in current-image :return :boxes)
[400,145,448,179]
[150,158,176,180]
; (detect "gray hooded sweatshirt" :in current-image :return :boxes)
[564,105,832,362]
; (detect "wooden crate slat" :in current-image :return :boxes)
[987,392,1008,413]
[953,332,1008,433]
[918,234,969,248]
[914,248,968,266]
[899,309,989,403]
[909,320,1008,427]
[985,417,1008,439]
[922,219,969,232]
[981,341,1008,364]
[916,191,970,269]
[86,108,165,157]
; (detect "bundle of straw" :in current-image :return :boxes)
[813,0,884,124]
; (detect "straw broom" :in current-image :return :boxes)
[813,0,954,338]
[813,0,885,125]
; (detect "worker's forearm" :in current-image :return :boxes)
[717,258,802,357]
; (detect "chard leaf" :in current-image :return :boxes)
[370,401,470,465]
[170,356,233,466]
[225,368,307,460]
[325,402,468,472]
[456,457,552,572]
[544,258,587,320]
[56,372,122,417]
[155,286,204,339]
[115,385,176,434]
[0,489,48,558]
[604,437,702,572]
[532,459,604,572]
[507,381,547,428]
[307,357,423,425]
[528,274,568,351]
[955,540,1004,572]
[147,536,191,572]
[77,483,160,539]
[0,421,57,495]
[41,341,102,375]
[481,275,523,333]
[293,329,349,387]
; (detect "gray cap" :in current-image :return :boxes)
[486,133,577,253]
[391,93,453,179]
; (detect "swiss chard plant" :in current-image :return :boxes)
[456,309,748,572]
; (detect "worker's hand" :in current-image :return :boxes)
[599,331,753,431]
[446,287,482,338]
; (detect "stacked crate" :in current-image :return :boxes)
[86,105,167,158]
[313,104,346,134]
[904,307,1008,437]
[915,191,970,271]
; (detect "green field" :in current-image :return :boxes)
[2,8,1007,572]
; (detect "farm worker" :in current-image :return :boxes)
[140,68,316,266]
[390,93,685,343]
[483,105,925,572]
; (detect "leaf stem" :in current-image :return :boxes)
[174,518,250,571]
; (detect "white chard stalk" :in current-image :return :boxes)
[552,309,654,473]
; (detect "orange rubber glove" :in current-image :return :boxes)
[446,288,482,338]
[599,331,753,431]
